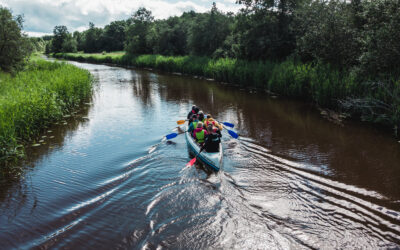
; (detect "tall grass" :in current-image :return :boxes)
[54,52,400,133]
[0,59,92,163]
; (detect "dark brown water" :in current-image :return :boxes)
[1,61,400,249]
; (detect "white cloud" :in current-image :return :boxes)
[0,0,241,35]
[25,31,52,37]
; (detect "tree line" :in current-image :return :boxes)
[3,0,400,80]
[46,0,400,80]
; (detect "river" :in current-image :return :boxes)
[0,61,399,249]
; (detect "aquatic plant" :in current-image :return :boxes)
[0,58,92,164]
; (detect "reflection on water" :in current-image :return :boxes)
[0,61,399,249]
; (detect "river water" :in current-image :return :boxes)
[1,61,400,249]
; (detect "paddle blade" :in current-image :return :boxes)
[228,129,239,139]
[186,157,197,166]
[177,120,186,125]
[165,133,178,140]
[222,122,234,128]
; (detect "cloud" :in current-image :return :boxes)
[0,0,241,35]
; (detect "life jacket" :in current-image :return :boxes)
[195,129,205,143]
[205,119,216,127]
[192,121,198,130]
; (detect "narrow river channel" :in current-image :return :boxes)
[1,61,400,249]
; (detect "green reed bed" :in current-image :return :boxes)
[0,59,92,163]
[54,52,400,134]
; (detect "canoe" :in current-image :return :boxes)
[185,125,223,171]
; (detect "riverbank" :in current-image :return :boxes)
[0,57,92,166]
[53,52,400,137]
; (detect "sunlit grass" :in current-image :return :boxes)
[0,58,92,163]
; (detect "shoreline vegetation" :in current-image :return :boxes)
[42,0,400,140]
[53,52,400,137]
[0,57,92,166]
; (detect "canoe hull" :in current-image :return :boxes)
[185,127,222,171]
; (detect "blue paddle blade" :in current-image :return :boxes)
[222,122,234,128]
[166,133,178,140]
[228,129,239,139]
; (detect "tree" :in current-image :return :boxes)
[82,22,104,53]
[358,0,400,76]
[61,34,77,52]
[231,0,305,60]
[52,25,69,53]
[147,16,189,55]
[0,7,31,72]
[294,0,361,68]
[188,3,232,56]
[125,8,154,55]
[73,31,84,51]
[101,20,127,51]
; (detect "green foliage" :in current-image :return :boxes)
[0,59,92,162]
[82,22,104,53]
[101,20,127,52]
[62,34,77,52]
[188,3,232,56]
[52,25,69,53]
[125,8,154,55]
[358,0,400,77]
[294,0,361,68]
[28,37,46,53]
[0,7,31,72]
[147,16,189,56]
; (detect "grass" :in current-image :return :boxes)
[0,57,92,164]
[53,52,400,135]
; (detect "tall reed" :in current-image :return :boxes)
[0,59,92,163]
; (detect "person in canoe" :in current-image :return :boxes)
[198,111,206,123]
[193,122,208,145]
[187,106,199,124]
[204,124,222,152]
[188,114,199,133]
[205,114,223,131]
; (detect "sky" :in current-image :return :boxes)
[0,0,242,37]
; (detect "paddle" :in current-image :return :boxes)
[166,132,179,140]
[217,122,239,139]
[186,146,205,167]
[227,129,239,139]
[221,122,234,128]
[165,130,187,140]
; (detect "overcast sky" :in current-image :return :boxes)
[0,0,242,37]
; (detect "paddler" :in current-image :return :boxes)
[205,114,223,131]
[198,111,206,123]
[204,124,222,152]
[193,122,208,145]
[188,114,199,133]
[187,105,199,122]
